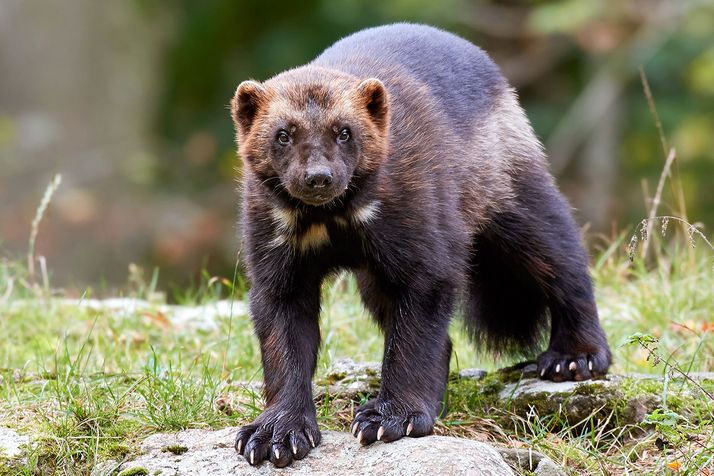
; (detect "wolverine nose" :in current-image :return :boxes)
[305,167,333,188]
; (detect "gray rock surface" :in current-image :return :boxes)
[498,448,566,476]
[118,428,517,476]
[314,358,382,401]
[12,298,248,332]
[499,377,625,423]
[499,377,613,401]
[0,426,29,458]
[458,368,488,380]
[497,375,666,424]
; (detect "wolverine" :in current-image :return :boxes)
[231,23,611,468]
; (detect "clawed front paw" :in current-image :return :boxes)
[350,399,434,446]
[537,347,611,382]
[235,406,321,468]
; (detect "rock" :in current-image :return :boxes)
[118,428,518,476]
[15,298,249,331]
[311,360,691,428]
[496,375,675,426]
[91,461,124,476]
[534,456,567,476]
[499,377,612,401]
[321,358,381,384]
[315,359,382,401]
[499,377,624,423]
[498,448,566,476]
[0,426,29,459]
[458,368,488,380]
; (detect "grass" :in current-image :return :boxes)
[2,164,714,474]
[1,237,713,474]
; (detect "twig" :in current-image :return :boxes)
[640,69,689,230]
[39,255,50,296]
[1,276,14,304]
[639,69,669,157]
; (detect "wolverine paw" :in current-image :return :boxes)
[235,406,321,468]
[537,348,610,382]
[350,399,434,446]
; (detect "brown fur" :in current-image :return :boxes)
[231,24,611,468]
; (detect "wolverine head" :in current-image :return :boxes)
[231,67,389,207]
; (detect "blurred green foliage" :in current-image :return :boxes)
[149,0,714,238]
[4,0,709,287]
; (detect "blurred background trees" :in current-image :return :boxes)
[1,0,712,290]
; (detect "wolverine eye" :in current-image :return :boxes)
[337,128,350,144]
[276,130,290,145]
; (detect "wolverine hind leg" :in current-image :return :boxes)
[466,172,611,381]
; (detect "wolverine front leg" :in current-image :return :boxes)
[235,279,322,467]
[352,283,454,445]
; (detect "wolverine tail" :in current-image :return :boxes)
[461,209,551,358]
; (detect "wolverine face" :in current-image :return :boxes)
[231,68,389,207]
[260,94,358,206]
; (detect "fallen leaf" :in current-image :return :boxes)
[143,310,172,329]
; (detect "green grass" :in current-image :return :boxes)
[1,240,713,474]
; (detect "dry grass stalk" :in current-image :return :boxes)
[641,147,676,258]
[27,174,62,284]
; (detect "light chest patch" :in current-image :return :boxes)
[351,200,381,224]
[270,207,298,232]
[268,206,330,253]
[297,223,331,253]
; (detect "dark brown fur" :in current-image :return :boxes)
[230,24,611,468]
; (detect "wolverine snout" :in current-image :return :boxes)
[304,166,333,189]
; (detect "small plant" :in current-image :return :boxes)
[624,333,714,474]
[627,216,714,269]
[27,173,62,294]
[623,333,714,402]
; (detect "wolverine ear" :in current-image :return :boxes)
[356,78,389,131]
[231,80,268,137]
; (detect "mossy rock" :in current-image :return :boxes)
[162,444,189,455]
[318,359,714,431]
[495,374,714,428]
[499,377,626,425]
[118,467,149,476]
[449,367,714,431]
[318,359,381,386]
